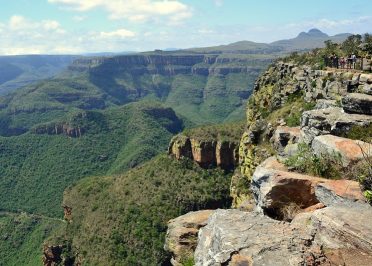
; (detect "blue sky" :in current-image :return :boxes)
[0,0,371,54]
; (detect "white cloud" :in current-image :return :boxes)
[99,28,136,38]
[48,0,192,23]
[7,15,65,33]
[0,15,140,55]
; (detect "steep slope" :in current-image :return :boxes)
[0,102,183,217]
[46,154,232,265]
[0,55,77,95]
[0,212,64,266]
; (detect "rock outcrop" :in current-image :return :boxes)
[300,107,372,144]
[42,245,63,266]
[194,206,372,266]
[166,61,372,266]
[312,134,372,166]
[169,136,238,169]
[164,210,213,266]
[168,123,243,170]
[342,93,372,115]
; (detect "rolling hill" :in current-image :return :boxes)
[0,55,78,95]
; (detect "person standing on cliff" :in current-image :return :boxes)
[351,53,357,69]
[340,57,346,69]
[333,54,339,69]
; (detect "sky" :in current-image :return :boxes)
[0,0,371,55]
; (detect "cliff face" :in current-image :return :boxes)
[169,136,238,170]
[239,62,372,182]
[164,61,372,265]
[70,54,270,77]
[168,122,244,170]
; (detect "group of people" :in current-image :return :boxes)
[324,54,358,69]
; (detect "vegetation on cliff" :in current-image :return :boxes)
[0,212,63,266]
[48,155,231,265]
[0,102,183,217]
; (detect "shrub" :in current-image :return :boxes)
[285,143,343,179]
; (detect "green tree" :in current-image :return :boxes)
[323,40,338,55]
[362,33,372,55]
[341,34,362,56]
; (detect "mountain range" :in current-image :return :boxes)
[0,29,350,96]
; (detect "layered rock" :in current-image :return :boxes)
[32,123,84,138]
[300,107,372,144]
[342,93,372,115]
[169,135,239,170]
[194,206,372,266]
[164,210,213,266]
[252,157,365,218]
[312,134,372,166]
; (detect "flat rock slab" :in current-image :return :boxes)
[194,209,316,266]
[194,206,372,266]
[342,93,372,115]
[312,205,372,253]
[312,134,372,166]
[300,107,372,143]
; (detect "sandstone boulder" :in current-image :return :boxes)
[315,180,366,207]
[300,107,372,143]
[194,209,326,266]
[359,73,372,84]
[252,160,326,219]
[164,210,213,266]
[251,157,366,219]
[342,93,372,115]
[312,205,372,260]
[194,206,372,266]
[311,135,372,167]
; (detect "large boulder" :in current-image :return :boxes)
[342,93,372,115]
[312,135,372,167]
[164,210,213,266]
[300,107,372,144]
[252,159,326,219]
[194,209,322,266]
[251,157,366,219]
[311,205,372,264]
[194,206,372,266]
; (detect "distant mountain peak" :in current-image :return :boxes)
[297,28,329,38]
